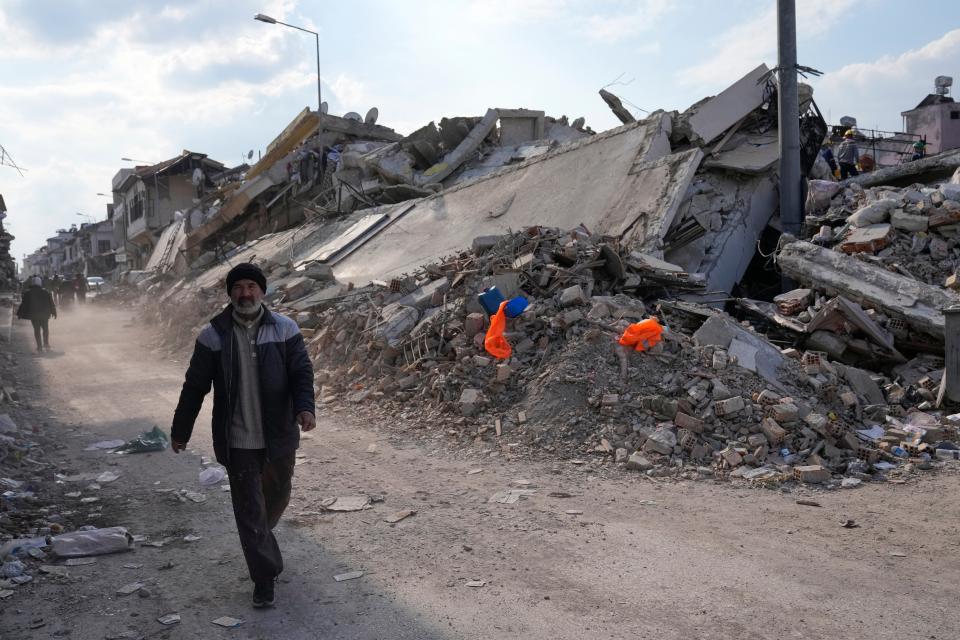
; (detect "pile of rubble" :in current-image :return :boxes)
[190,225,954,486]
[805,168,960,287]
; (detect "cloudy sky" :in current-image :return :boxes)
[2,0,959,264]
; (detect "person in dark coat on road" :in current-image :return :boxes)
[170,263,316,609]
[17,276,57,352]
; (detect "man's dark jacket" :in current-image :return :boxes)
[171,305,315,465]
[17,286,56,321]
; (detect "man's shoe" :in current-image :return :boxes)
[252,580,275,608]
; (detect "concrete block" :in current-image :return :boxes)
[674,412,705,434]
[840,224,894,254]
[464,312,486,338]
[459,388,482,416]
[281,275,316,301]
[890,209,929,232]
[719,447,743,467]
[769,402,799,423]
[761,418,786,444]
[713,395,745,417]
[794,464,830,484]
[559,285,588,308]
[626,453,654,471]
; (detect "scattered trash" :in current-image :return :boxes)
[84,439,125,451]
[321,496,370,512]
[333,570,364,582]
[157,613,181,625]
[51,526,134,557]
[467,469,483,475]
[65,557,97,566]
[212,616,243,628]
[488,489,536,504]
[183,490,207,503]
[39,565,70,577]
[465,580,486,588]
[1,560,25,578]
[116,581,145,596]
[0,590,13,600]
[889,551,908,558]
[183,534,202,542]
[115,426,169,454]
[96,471,121,483]
[796,500,822,508]
[384,509,416,524]
[840,519,860,528]
[198,466,226,487]
[565,510,583,515]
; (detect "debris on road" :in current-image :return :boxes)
[334,570,364,582]
[212,616,243,628]
[384,509,416,524]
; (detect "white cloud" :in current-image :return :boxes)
[814,28,960,131]
[681,0,857,91]
[583,0,671,43]
[329,73,369,112]
[465,0,563,26]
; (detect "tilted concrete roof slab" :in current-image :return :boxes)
[685,64,770,145]
[332,116,697,286]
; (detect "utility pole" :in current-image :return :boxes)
[777,0,802,239]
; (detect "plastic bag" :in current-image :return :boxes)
[115,426,169,454]
[198,467,226,487]
[618,318,663,352]
[484,300,512,360]
[52,526,133,558]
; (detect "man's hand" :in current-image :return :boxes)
[171,439,187,453]
[297,411,316,432]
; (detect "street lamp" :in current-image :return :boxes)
[254,13,322,115]
[76,212,95,223]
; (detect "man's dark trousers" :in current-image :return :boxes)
[839,162,859,180]
[30,318,49,350]
[227,448,296,583]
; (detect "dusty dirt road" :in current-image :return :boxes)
[3,303,960,640]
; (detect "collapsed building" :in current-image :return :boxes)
[117,64,960,486]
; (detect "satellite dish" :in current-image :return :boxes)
[935,76,953,96]
[320,101,329,114]
[364,107,379,125]
[247,150,254,160]
[343,112,362,122]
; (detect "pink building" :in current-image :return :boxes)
[901,77,960,155]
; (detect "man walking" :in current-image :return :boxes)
[836,129,860,179]
[170,263,315,608]
[17,276,57,352]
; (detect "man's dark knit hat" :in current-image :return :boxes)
[226,263,267,293]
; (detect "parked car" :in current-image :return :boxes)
[86,276,106,297]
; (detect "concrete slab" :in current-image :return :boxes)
[334,118,680,286]
[693,314,784,388]
[297,212,389,265]
[703,133,779,174]
[685,64,770,145]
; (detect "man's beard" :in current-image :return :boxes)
[235,298,261,315]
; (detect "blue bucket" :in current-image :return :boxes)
[478,286,505,316]
[504,296,529,318]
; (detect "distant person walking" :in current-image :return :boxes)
[73,274,88,304]
[820,142,838,176]
[837,129,860,179]
[17,276,57,352]
[170,263,315,609]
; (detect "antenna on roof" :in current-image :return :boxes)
[935,76,953,97]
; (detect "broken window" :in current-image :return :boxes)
[951,111,959,120]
